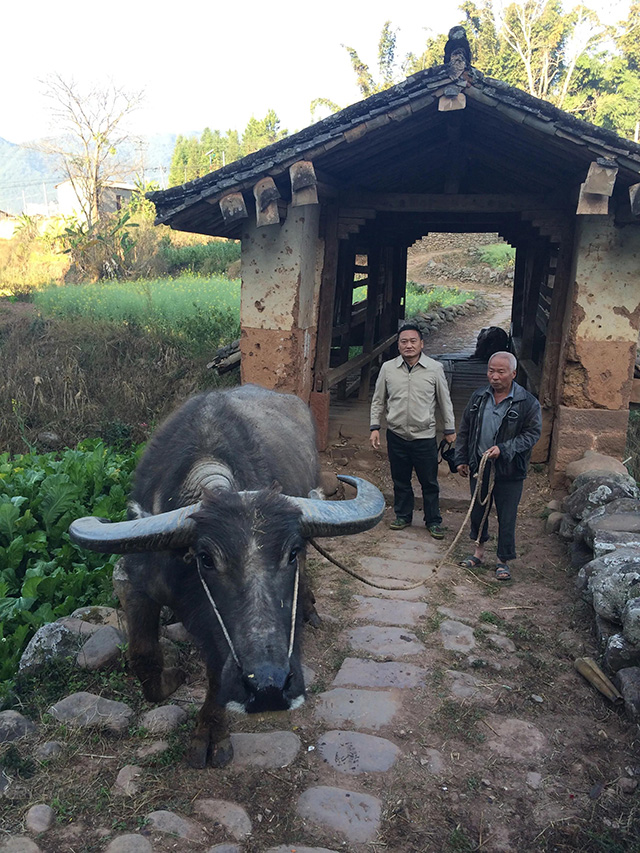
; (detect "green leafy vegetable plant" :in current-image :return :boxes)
[0,441,139,701]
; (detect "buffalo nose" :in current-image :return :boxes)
[243,664,290,695]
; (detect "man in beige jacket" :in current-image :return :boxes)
[370,324,456,537]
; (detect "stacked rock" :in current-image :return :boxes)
[549,451,640,721]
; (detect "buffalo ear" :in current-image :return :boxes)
[269,480,283,494]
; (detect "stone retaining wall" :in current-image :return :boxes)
[546,451,640,721]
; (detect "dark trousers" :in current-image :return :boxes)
[386,430,441,526]
[469,464,523,562]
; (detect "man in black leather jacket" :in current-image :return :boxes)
[455,352,541,581]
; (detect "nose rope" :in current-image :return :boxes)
[197,563,241,668]
[196,560,300,672]
[288,564,300,659]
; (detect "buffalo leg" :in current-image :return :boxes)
[187,665,233,769]
[125,589,185,702]
[298,552,321,628]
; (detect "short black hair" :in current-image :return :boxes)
[397,323,423,340]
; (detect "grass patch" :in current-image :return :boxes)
[405,283,474,316]
[475,243,515,269]
[352,282,474,314]
[432,699,486,744]
[479,611,506,628]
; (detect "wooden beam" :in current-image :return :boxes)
[219,192,248,224]
[576,182,609,215]
[630,182,640,216]
[438,87,466,112]
[253,177,280,227]
[340,208,377,220]
[342,191,569,213]
[290,160,319,207]
[326,333,397,388]
[583,159,618,196]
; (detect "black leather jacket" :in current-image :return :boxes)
[454,382,542,481]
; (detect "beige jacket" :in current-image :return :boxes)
[369,354,456,440]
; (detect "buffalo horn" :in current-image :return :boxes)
[291,475,385,538]
[68,475,385,554]
[68,503,200,553]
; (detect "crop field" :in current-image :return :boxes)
[33,273,241,325]
[31,274,242,358]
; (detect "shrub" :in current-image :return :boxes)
[159,240,240,276]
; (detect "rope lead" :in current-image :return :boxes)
[435,449,494,570]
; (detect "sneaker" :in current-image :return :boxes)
[427,524,445,540]
[389,518,410,530]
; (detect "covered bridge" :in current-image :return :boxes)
[149,32,640,485]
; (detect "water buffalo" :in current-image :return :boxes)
[473,326,510,361]
[69,384,384,767]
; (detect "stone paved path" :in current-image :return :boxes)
[0,506,585,853]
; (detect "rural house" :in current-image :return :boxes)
[56,179,136,220]
[148,31,640,485]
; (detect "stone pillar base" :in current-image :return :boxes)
[549,406,629,487]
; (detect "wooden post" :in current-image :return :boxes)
[358,245,382,401]
[538,225,574,409]
[336,243,357,400]
[510,241,527,339]
[520,239,547,361]
[310,205,340,449]
[533,223,575,462]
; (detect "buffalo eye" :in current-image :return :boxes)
[288,548,299,565]
[198,552,216,571]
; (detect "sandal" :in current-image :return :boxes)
[459,555,483,568]
[495,563,511,581]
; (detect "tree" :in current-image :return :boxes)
[242,109,288,154]
[41,74,143,226]
[311,21,404,119]
[167,111,288,187]
[619,0,640,71]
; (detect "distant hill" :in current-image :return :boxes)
[0,138,61,215]
[0,133,178,216]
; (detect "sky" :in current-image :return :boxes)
[3,0,632,147]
